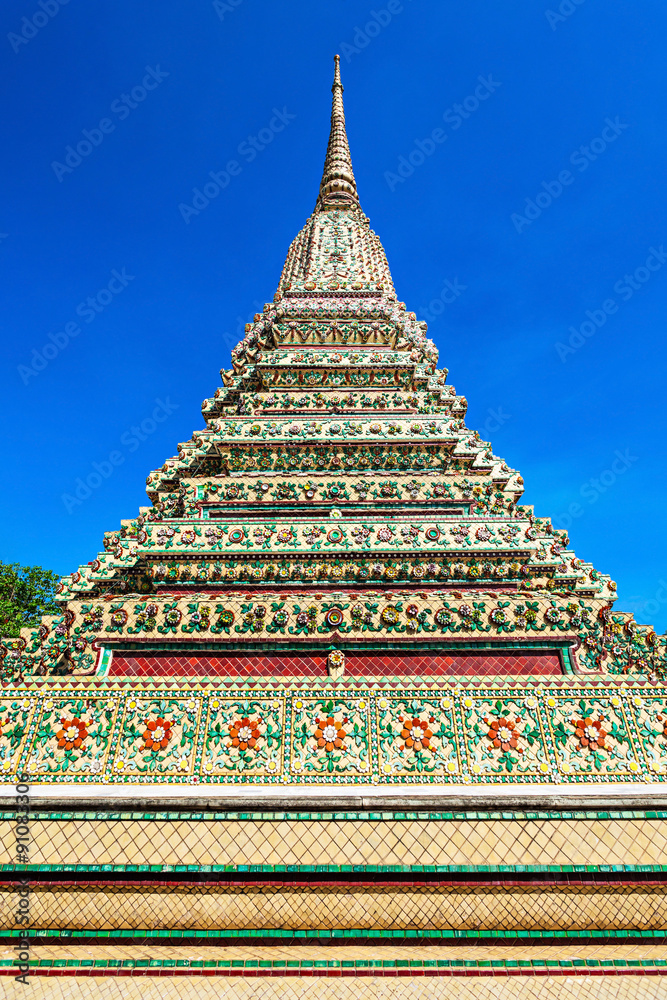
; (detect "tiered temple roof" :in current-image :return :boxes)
[1,55,665,754]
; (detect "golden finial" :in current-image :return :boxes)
[316,55,360,211]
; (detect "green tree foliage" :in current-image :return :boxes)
[0,561,60,638]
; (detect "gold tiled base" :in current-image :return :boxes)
[4,816,667,867]
[5,883,667,931]
[2,976,665,1000]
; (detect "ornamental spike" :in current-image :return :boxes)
[315,54,360,211]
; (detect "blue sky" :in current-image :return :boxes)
[2,0,666,631]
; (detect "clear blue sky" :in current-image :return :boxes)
[2,0,666,632]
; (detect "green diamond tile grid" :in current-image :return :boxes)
[4,882,667,933]
[4,816,667,868]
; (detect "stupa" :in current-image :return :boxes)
[2,56,667,998]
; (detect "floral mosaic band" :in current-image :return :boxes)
[4,684,667,784]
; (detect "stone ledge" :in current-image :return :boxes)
[5,782,667,812]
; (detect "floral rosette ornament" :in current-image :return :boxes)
[228,717,261,752]
[314,716,346,752]
[164,608,182,628]
[573,716,607,750]
[324,607,345,629]
[82,606,104,629]
[405,603,428,632]
[434,608,453,628]
[327,648,345,678]
[211,608,234,633]
[135,603,158,628]
[450,525,469,545]
[108,608,127,629]
[56,717,88,751]
[293,605,318,633]
[242,605,266,633]
[485,716,519,753]
[351,526,371,544]
[400,717,434,753]
[380,605,400,627]
[142,717,173,752]
[351,604,373,627]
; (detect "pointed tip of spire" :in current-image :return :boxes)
[315,55,359,212]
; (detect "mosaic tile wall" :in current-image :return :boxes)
[6,881,667,932]
[2,681,667,784]
[4,57,667,999]
[4,811,667,868]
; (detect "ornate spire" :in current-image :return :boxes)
[315,54,360,211]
